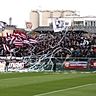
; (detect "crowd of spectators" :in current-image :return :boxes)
[0,30,96,58]
[34,31,96,58]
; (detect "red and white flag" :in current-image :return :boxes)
[3,44,10,52]
[13,38,23,47]
[13,30,27,39]
[23,40,30,45]
[9,35,16,44]
[29,39,38,44]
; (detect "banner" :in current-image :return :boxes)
[25,22,32,29]
[64,62,88,69]
[53,18,65,32]
[64,58,88,69]
[0,62,5,72]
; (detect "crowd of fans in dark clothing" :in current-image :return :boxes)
[0,30,96,58]
[33,31,96,58]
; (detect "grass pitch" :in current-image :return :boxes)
[0,72,96,96]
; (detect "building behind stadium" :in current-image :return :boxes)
[30,10,96,34]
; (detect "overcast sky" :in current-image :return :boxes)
[0,0,96,28]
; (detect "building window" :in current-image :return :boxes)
[85,20,96,26]
[91,21,93,26]
[94,21,95,26]
[73,21,84,26]
[85,22,87,26]
[94,21,96,26]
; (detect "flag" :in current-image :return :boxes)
[6,33,11,42]
[29,39,38,44]
[3,44,10,52]
[0,21,7,30]
[53,18,65,32]
[23,40,30,45]
[13,29,27,39]
[13,38,23,47]
[9,35,16,44]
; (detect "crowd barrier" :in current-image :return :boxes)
[32,57,96,71]
[0,56,96,72]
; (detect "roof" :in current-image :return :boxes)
[71,26,96,33]
[34,26,53,32]
[34,26,96,33]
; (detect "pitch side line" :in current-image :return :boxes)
[34,83,96,96]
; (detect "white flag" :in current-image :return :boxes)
[53,18,65,32]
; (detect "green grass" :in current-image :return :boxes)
[0,72,96,96]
